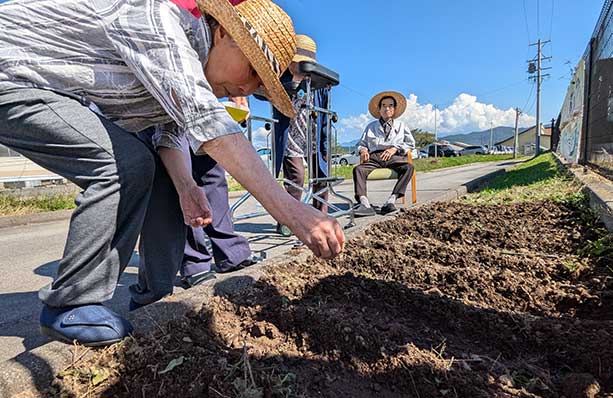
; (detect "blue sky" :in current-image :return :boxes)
[249,0,603,145]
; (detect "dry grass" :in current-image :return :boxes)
[0,193,76,216]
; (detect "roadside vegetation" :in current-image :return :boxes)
[464,152,583,205]
[0,193,76,217]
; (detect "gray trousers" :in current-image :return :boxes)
[0,87,187,307]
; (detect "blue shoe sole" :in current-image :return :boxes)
[40,326,125,347]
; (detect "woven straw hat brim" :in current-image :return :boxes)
[197,0,296,118]
[368,91,407,119]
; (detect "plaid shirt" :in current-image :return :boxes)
[0,0,241,153]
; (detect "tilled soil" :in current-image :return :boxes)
[49,199,613,398]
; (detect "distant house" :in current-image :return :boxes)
[495,125,552,155]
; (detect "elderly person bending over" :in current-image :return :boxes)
[0,0,345,346]
[353,91,415,217]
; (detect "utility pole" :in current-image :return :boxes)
[489,122,494,154]
[434,105,438,159]
[528,39,551,156]
[514,108,521,159]
[551,117,556,152]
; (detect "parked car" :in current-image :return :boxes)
[488,145,512,155]
[460,145,487,156]
[334,151,359,166]
[428,144,460,157]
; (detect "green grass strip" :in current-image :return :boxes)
[464,152,583,205]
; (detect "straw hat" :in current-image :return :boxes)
[368,91,407,119]
[197,0,297,118]
[293,34,317,63]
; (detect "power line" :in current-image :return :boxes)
[338,83,369,99]
[434,78,530,109]
[549,0,555,40]
[523,0,531,44]
[521,81,536,113]
[525,90,537,115]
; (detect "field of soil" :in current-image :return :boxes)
[48,199,613,398]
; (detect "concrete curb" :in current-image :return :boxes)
[552,153,613,232]
[0,210,74,229]
[0,165,514,398]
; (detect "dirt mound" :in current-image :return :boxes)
[47,199,613,398]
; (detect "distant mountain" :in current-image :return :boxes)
[340,139,360,147]
[340,126,523,149]
[441,127,517,146]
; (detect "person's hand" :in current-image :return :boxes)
[178,184,213,227]
[359,148,370,163]
[381,147,398,161]
[286,202,346,259]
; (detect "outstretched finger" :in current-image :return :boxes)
[314,235,332,259]
[327,229,342,258]
[307,240,321,258]
[334,221,346,253]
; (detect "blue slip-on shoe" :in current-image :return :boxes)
[40,304,133,347]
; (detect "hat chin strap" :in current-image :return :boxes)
[235,10,281,76]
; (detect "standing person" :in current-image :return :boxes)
[353,91,416,217]
[178,95,262,289]
[282,35,329,216]
[0,0,345,346]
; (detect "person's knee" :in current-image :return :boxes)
[117,148,156,191]
[397,164,410,173]
[133,149,156,186]
[353,165,367,177]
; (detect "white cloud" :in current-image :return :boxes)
[250,126,271,149]
[338,93,536,142]
[340,113,372,132]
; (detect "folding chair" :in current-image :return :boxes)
[365,151,417,205]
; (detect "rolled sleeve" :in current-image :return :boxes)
[108,0,241,154]
[152,123,184,151]
[185,110,243,155]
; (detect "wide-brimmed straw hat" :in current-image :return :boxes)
[197,0,297,118]
[293,34,316,63]
[368,91,407,119]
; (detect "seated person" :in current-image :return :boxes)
[353,91,415,217]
